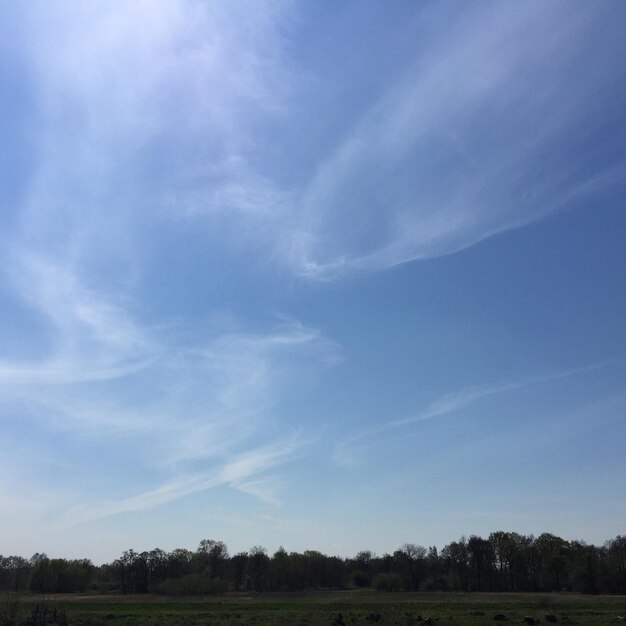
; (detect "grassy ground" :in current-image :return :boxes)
[8,591,626,626]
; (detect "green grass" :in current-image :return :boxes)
[8,591,626,626]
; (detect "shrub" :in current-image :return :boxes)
[352,572,371,588]
[373,572,403,592]
[154,574,228,596]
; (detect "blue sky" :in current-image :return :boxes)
[1,0,625,564]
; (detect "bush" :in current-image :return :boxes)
[373,573,403,592]
[352,572,371,588]
[154,574,228,596]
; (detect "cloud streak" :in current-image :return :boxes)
[0,250,157,385]
[0,3,327,528]
[12,2,624,284]
[334,359,618,465]
[289,2,626,278]
[0,245,335,523]
[62,437,301,525]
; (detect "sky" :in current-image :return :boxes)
[0,0,625,565]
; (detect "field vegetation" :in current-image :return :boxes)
[2,590,626,626]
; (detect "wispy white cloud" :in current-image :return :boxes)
[0,250,157,385]
[14,2,623,285]
[289,3,626,278]
[333,360,617,465]
[0,284,332,457]
[5,0,295,289]
[0,246,335,523]
[232,475,286,507]
[1,309,332,528]
[0,1,331,532]
[62,437,300,525]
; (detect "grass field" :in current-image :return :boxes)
[7,591,626,626]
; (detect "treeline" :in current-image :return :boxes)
[1,533,625,595]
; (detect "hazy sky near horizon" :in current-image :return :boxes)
[1,0,625,564]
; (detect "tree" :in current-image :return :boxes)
[119,549,138,594]
[29,557,51,593]
[535,533,570,591]
[231,552,249,592]
[4,556,30,592]
[248,547,269,592]
[352,550,375,588]
[442,537,469,591]
[354,550,374,570]
[394,543,426,591]
[568,541,599,594]
[270,547,289,590]
[197,540,229,579]
[166,548,193,579]
[489,531,527,591]
[425,546,447,590]
[605,535,626,594]
[146,548,168,589]
[467,535,493,591]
